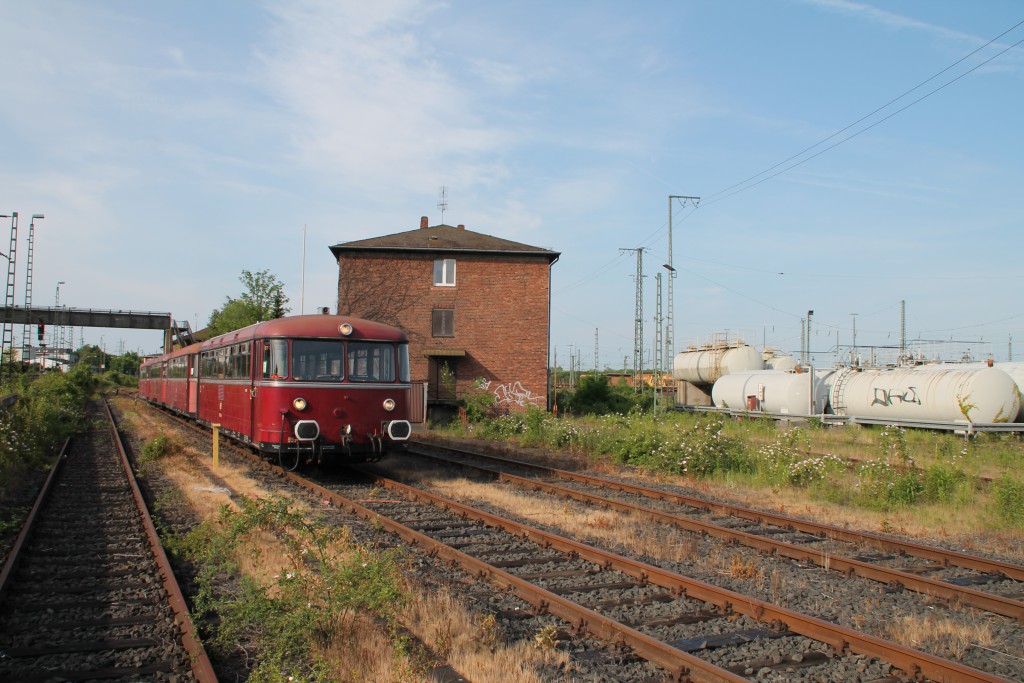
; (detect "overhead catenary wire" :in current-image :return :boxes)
[703,23,1024,206]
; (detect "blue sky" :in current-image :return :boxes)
[1,1,1021,367]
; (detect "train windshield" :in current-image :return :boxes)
[347,342,400,382]
[292,340,345,381]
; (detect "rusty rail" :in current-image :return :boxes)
[408,443,1024,622]
[103,398,218,683]
[359,471,1014,683]
[0,438,70,605]
[411,440,1024,582]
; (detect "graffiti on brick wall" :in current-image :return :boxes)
[477,378,542,407]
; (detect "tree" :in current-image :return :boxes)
[207,270,290,336]
[108,351,142,376]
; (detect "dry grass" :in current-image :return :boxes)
[884,614,997,660]
[427,477,705,565]
[398,582,570,682]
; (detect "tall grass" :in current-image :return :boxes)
[444,407,1024,531]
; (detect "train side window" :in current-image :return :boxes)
[264,339,288,379]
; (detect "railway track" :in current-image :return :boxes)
[313,466,1018,682]
[402,440,1024,623]
[0,399,215,683]
[125,401,1021,681]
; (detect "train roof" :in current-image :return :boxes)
[141,315,408,365]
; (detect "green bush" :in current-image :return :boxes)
[920,463,970,504]
[992,476,1024,529]
[562,375,644,416]
[172,496,406,679]
[140,435,171,463]
[462,385,497,423]
[0,368,93,485]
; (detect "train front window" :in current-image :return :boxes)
[264,339,288,379]
[292,340,344,381]
[347,342,396,382]
[398,343,410,382]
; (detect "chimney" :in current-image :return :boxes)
[457,224,465,230]
[420,216,428,229]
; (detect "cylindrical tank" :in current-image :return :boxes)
[829,366,1021,423]
[673,344,764,385]
[765,350,794,370]
[911,362,1024,420]
[711,370,829,415]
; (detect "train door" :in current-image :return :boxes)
[252,338,288,449]
[187,352,198,415]
[160,361,168,404]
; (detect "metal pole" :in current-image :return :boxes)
[212,424,220,468]
[666,195,698,376]
[300,224,306,315]
[654,272,663,414]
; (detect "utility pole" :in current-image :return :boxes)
[899,299,907,364]
[654,272,663,413]
[806,310,814,363]
[21,214,44,359]
[799,317,805,365]
[300,224,306,315]
[851,313,858,365]
[2,212,19,373]
[666,195,698,379]
[594,327,599,371]
[620,247,645,391]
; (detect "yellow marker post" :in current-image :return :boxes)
[212,423,220,468]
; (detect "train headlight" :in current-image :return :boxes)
[292,397,308,412]
[339,323,353,336]
[382,398,396,412]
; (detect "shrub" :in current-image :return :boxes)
[0,368,93,486]
[992,476,1024,529]
[920,463,970,504]
[174,496,406,679]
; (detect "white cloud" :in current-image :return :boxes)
[261,0,511,192]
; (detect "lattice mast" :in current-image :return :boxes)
[654,272,663,411]
[620,247,644,390]
[2,213,19,370]
[666,195,698,376]
[21,215,43,353]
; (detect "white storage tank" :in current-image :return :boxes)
[912,362,1024,421]
[763,348,797,372]
[712,369,829,415]
[673,343,764,386]
[829,366,1021,423]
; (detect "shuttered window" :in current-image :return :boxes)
[432,309,455,337]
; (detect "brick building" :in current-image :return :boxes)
[329,217,560,418]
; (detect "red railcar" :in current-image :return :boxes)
[139,314,412,467]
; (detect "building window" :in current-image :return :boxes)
[433,258,456,286]
[432,309,455,337]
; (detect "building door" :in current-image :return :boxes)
[428,358,458,400]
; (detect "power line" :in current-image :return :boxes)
[704,19,1024,206]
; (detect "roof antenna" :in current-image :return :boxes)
[437,186,448,224]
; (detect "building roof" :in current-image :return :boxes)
[329,220,560,263]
